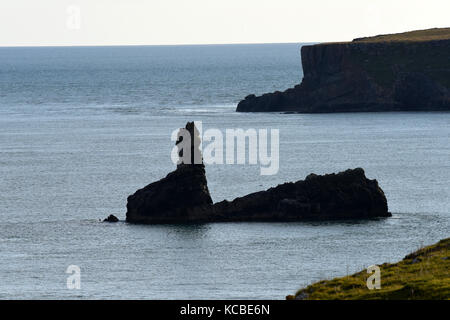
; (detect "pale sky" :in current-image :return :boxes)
[1,0,449,46]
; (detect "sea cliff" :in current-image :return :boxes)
[237,28,450,113]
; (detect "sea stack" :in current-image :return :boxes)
[237,28,450,113]
[126,122,213,223]
[126,122,390,224]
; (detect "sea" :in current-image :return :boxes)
[0,44,448,299]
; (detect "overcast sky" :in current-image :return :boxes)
[1,0,449,46]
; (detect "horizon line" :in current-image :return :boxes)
[0,40,323,49]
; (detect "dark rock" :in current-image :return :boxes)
[209,167,390,222]
[126,164,213,223]
[126,124,390,224]
[294,291,309,300]
[236,28,450,113]
[104,214,119,223]
[126,122,213,224]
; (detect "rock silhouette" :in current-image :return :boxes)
[126,122,213,223]
[126,122,390,224]
[103,214,119,222]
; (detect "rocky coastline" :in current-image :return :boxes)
[237,28,450,113]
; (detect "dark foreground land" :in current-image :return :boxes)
[288,238,450,300]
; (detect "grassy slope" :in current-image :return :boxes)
[288,238,450,300]
[352,27,450,42]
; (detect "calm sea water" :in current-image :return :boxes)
[0,45,449,299]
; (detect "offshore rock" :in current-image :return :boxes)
[103,214,119,223]
[209,168,390,222]
[126,125,390,225]
[126,122,213,223]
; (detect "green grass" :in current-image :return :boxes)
[352,27,450,42]
[287,238,450,300]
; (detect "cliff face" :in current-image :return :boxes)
[237,28,450,112]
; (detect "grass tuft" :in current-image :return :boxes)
[290,238,450,300]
